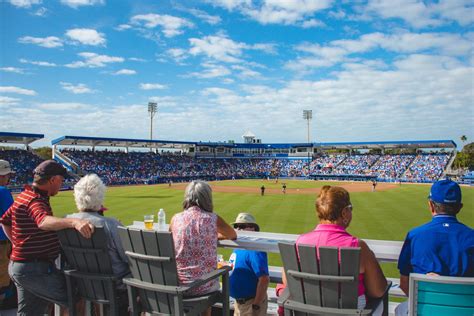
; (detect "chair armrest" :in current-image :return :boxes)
[177,266,231,293]
[63,269,119,282]
[123,277,181,294]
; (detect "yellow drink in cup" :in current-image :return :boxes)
[144,215,154,230]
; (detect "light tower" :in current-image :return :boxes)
[148,102,157,140]
[303,110,313,172]
[303,110,312,143]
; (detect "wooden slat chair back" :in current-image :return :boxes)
[279,242,385,316]
[118,227,230,316]
[57,227,120,316]
[408,273,474,316]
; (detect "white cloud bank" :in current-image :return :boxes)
[65,28,106,46]
[0,86,37,95]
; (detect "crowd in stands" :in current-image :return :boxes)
[370,155,415,180]
[402,154,449,182]
[0,149,43,186]
[58,149,451,185]
[0,147,451,187]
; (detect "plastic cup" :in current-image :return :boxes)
[144,215,154,230]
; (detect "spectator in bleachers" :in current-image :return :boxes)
[0,160,94,315]
[0,149,43,186]
[280,186,388,315]
[170,180,236,316]
[229,213,269,316]
[395,179,474,315]
[66,173,130,315]
[0,160,16,308]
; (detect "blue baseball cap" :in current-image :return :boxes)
[429,179,462,204]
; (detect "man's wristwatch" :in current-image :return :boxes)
[252,304,260,311]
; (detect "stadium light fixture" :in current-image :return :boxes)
[303,110,313,172]
[148,102,158,141]
[303,110,312,143]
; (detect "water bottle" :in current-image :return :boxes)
[158,208,166,231]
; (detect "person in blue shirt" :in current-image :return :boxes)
[229,213,269,316]
[0,160,16,307]
[395,179,473,315]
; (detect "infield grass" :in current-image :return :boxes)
[51,179,473,278]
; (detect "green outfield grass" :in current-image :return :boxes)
[50,179,473,278]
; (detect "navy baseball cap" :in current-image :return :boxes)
[34,160,68,178]
[429,179,462,204]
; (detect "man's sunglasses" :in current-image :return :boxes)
[234,224,256,230]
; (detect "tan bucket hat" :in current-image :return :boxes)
[0,160,15,176]
[231,212,260,230]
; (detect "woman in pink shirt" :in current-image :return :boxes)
[280,185,387,313]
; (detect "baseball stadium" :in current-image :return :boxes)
[0,131,472,315]
[2,0,473,315]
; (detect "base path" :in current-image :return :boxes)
[170,181,399,195]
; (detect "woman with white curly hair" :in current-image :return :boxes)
[66,173,130,315]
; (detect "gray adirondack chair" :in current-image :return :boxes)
[278,242,390,316]
[57,227,122,316]
[117,227,230,316]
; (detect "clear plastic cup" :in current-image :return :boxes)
[144,215,154,230]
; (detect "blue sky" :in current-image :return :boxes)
[0,0,473,147]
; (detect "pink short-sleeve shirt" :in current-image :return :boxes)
[296,224,366,296]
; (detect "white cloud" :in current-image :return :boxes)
[189,34,246,63]
[65,52,124,68]
[231,65,262,78]
[32,7,48,16]
[0,96,21,106]
[113,69,136,75]
[116,24,132,31]
[38,102,93,111]
[365,0,474,28]
[19,58,57,67]
[213,0,333,25]
[9,0,41,8]
[167,48,188,62]
[0,86,37,95]
[0,67,25,74]
[287,31,473,72]
[60,0,104,8]
[131,14,194,37]
[65,28,106,46]
[186,8,222,24]
[60,82,95,94]
[187,63,231,78]
[129,57,147,62]
[18,36,63,48]
[301,19,326,28]
[139,83,167,90]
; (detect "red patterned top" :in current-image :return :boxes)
[171,206,219,295]
[0,186,60,261]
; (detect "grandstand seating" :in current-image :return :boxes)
[0,149,43,186]
[59,149,451,185]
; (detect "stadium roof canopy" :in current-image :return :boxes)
[51,135,456,150]
[52,135,195,150]
[0,131,44,145]
[317,140,457,150]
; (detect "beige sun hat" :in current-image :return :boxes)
[231,212,260,230]
[0,160,15,176]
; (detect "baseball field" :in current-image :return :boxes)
[51,179,474,278]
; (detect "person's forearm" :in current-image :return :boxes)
[400,275,409,295]
[1,224,12,241]
[38,215,75,231]
[253,276,270,305]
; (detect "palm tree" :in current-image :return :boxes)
[460,135,467,144]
